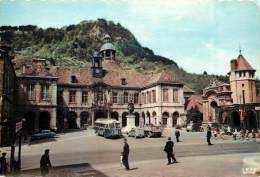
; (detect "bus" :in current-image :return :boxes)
[94,119,122,138]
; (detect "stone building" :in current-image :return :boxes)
[17,35,187,133]
[17,59,58,133]
[202,52,260,130]
[0,42,16,146]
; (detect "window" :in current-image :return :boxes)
[97,91,103,102]
[69,91,76,103]
[113,92,118,103]
[124,92,128,104]
[57,90,63,103]
[239,72,242,77]
[243,72,246,77]
[173,88,179,103]
[134,93,139,104]
[27,83,35,100]
[141,93,145,104]
[162,118,167,125]
[82,91,88,104]
[152,90,156,103]
[118,93,123,104]
[147,91,151,103]
[144,93,147,104]
[41,84,50,100]
[163,88,168,102]
[121,78,127,85]
[71,75,77,83]
[129,93,134,102]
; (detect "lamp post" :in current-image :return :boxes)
[242,90,246,130]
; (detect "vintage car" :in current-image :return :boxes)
[128,128,145,138]
[143,124,163,137]
[30,130,56,141]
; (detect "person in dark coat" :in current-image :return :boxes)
[0,152,8,175]
[206,126,213,145]
[40,149,52,176]
[122,138,130,170]
[164,137,177,165]
[175,130,180,142]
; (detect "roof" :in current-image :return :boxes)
[233,54,255,71]
[183,85,195,93]
[18,58,183,89]
[186,95,203,112]
[144,71,182,87]
[100,43,116,52]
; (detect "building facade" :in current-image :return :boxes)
[17,35,187,134]
[0,42,16,146]
[202,53,260,130]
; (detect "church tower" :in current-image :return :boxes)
[99,34,116,60]
[229,51,256,104]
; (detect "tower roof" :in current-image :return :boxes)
[100,43,116,52]
[234,54,255,71]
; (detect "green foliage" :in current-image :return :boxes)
[0,19,231,94]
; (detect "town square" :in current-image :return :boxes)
[0,0,260,177]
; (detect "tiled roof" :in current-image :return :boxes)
[183,85,195,93]
[186,95,203,112]
[144,71,181,87]
[18,59,182,88]
[234,54,255,71]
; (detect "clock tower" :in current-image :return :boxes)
[91,51,103,78]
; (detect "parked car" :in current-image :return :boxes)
[31,130,56,141]
[128,128,145,138]
[143,124,163,137]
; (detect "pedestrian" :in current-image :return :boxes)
[206,126,213,145]
[122,138,130,170]
[164,137,177,165]
[0,152,8,175]
[40,149,52,176]
[175,129,180,142]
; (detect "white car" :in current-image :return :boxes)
[128,128,145,138]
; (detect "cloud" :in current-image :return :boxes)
[172,42,236,75]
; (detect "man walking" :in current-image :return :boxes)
[40,149,52,176]
[164,137,177,165]
[175,129,180,142]
[0,152,8,175]
[122,138,130,170]
[207,126,213,145]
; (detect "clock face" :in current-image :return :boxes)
[96,69,100,74]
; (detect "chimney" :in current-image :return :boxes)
[230,59,237,71]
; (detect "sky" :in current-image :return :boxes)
[0,0,260,77]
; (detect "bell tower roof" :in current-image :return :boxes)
[230,53,255,72]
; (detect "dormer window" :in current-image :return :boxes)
[71,75,77,83]
[121,78,127,85]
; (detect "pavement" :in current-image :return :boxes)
[16,152,260,177]
[1,128,260,177]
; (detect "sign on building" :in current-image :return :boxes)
[15,121,23,133]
